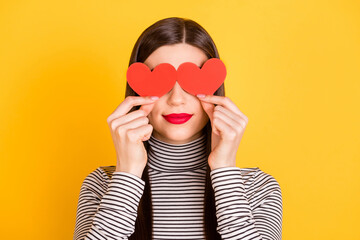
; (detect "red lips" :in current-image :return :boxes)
[163,113,193,124]
[126,58,226,98]
[163,113,192,118]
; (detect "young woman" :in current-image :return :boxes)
[73,17,283,240]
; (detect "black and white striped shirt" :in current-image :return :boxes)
[73,133,282,240]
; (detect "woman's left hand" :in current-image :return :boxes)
[197,94,249,170]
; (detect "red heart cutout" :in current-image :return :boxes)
[177,58,226,96]
[126,58,226,97]
[127,62,177,97]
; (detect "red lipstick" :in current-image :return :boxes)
[162,113,193,124]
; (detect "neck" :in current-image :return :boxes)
[147,133,208,172]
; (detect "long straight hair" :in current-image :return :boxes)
[125,17,225,240]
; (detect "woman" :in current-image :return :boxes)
[73,17,282,240]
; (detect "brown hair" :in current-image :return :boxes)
[126,17,225,240]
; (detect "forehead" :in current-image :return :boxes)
[143,43,209,70]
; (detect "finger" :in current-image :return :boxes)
[115,116,150,139]
[139,101,156,116]
[127,124,153,143]
[213,107,243,131]
[213,115,236,140]
[108,96,159,122]
[197,95,247,120]
[109,109,146,130]
[199,99,215,122]
[214,105,248,126]
[141,131,152,141]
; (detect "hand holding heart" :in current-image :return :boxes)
[197,94,249,170]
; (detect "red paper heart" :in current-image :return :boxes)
[126,58,226,97]
[126,62,177,97]
[177,58,226,96]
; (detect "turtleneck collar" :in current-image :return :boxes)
[147,133,208,172]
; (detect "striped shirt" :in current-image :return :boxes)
[73,133,283,240]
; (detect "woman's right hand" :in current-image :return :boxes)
[107,96,159,178]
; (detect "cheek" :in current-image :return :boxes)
[147,107,160,124]
[148,111,155,122]
[194,104,208,120]
[195,103,205,114]
[199,111,209,122]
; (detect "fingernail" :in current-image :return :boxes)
[150,96,159,100]
[197,94,205,98]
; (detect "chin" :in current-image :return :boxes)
[153,129,198,144]
[163,130,193,140]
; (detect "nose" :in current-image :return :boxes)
[166,81,188,105]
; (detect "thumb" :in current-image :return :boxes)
[199,100,215,123]
[200,100,222,138]
[139,101,156,116]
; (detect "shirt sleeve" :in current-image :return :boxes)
[210,167,283,240]
[73,168,145,240]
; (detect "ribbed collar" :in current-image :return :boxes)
[147,133,208,172]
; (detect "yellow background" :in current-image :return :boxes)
[1,0,359,239]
